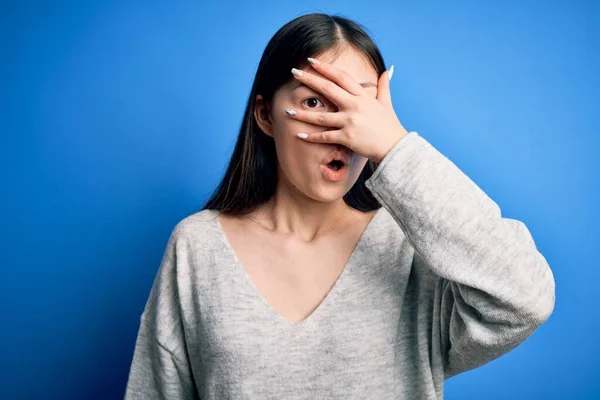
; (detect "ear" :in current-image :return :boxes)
[254,94,274,137]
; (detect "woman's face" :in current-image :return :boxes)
[254,48,380,203]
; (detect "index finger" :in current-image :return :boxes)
[307,57,368,97]
[291,67,355,110]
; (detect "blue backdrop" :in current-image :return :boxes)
[1,1,598,399]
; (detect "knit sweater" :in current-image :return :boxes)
[124,131,555,399]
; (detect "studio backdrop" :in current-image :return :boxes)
[1,1,598,399]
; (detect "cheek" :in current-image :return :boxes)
[271,111,304,137]
[272,136,312,173]
[269,114,302,155]
[354,156,369,169]
[349,157,369,178]
[270,116,316,166]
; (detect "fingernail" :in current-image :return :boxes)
[388,65,394,81]
[297,133,308,139]
[284,108,296,116]
[291,68,303,77]
[307,57,320,65]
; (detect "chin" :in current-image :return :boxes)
[305,183,355,203]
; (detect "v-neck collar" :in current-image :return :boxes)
[211,207,384,329]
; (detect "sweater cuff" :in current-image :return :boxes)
[365,131,422,188]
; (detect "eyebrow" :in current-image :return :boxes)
[290,80,377,92]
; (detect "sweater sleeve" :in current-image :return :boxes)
[124,228,200,399]
[364,131,556,379]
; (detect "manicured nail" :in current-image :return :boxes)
[284,108,296,116]
[388,65,394,81]
[307,57,320,65]
[297,133,308,139]
[291,68,303,77]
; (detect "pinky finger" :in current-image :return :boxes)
[296,129,343,145]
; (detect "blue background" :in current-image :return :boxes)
[2,1,598,398]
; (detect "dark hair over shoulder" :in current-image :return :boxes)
[202,13,386,216]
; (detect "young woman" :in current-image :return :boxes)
[125,13,555,399]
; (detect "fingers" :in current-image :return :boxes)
[376,67,393,108]
[291,67,355,109]
[284,108,346,128]
[296,129,344,145]
[306,57,366,97]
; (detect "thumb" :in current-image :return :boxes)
[376,65,394,109]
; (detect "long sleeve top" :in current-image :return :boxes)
[124,131,555,399]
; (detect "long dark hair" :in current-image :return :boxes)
[202,13,386,216]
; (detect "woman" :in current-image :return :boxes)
[125,13,555,399]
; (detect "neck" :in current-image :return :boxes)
[248,188,355,243]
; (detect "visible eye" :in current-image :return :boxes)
[301,97,325,109]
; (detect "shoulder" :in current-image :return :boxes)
[166,209,222,251]
[173,208,219,234]
[369,207,407,244]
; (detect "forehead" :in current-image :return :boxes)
[282,48,379,93]
[321,48,378,81]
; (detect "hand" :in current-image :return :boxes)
[286,57,409,163]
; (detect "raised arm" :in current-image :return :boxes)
[365,132,556,378]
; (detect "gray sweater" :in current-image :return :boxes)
[124,131,555,399]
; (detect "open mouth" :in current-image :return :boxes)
[322,149,350,171]
[326,159,346,171]
[321,152,349,181]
